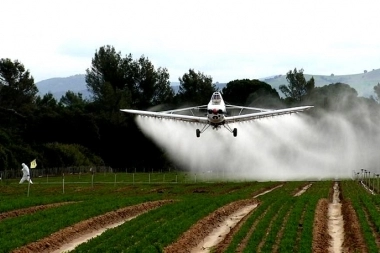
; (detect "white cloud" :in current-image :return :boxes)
[1,0,380,82]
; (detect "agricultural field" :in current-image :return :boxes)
[0,172,380,252]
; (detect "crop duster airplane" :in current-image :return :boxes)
[121,92,313,137]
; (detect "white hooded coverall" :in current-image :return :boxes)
[19,163,33,184]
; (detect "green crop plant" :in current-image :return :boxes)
[341,180,379,252]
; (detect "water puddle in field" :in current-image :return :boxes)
[191,204,258,253]
[52,216,138,253]
[294,183,312,196]
[45,200,172,253]
[190,184,280,253]
[328,182,344,253]
[251,184,283,198]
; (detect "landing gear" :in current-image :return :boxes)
[196,124,237,137]
[224,124,238,137]
[196,124,210,138]
[196,129,201,138]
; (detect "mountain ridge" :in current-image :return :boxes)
[36,69,380,99]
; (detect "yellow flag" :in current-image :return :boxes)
[30,159,37,169]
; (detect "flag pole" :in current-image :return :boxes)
[27,158,37,197]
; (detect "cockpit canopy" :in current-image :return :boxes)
[211,92,222,105]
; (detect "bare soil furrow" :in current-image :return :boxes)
[341,199,367,253]
[0,202,78,221]
[328,182,344,253]
[212,205,257,253]
[12,200,172,253]
[164,198,259,253]
[312,198,330,253]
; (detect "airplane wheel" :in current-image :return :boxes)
[196,129,201,138]
[233,128,237,137]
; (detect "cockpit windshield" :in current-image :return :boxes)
[211,92,222,105]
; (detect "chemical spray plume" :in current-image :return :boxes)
[135,107,380,181]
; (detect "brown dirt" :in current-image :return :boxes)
[12,200,172,253]
[341,199,367,253]
[0,202,77,221]
[312,198,331,253]
[163,198,259,253]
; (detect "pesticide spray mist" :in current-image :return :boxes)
[135,109,380,181]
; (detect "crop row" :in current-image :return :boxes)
[2,179,362,252]
[340,180,380,252]
[0,181,276,252]
[224,181,331,252]
[69,182,278,252]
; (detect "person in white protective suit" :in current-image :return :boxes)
[19,163,33,184]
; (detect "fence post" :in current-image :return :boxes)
[27,180,31,197]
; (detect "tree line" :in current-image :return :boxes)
[1,45,380,172]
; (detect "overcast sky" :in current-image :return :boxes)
[1,0,379,83]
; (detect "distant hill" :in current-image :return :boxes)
[36,74,89,99]
[261,69,380,98]
[36,69,380,100]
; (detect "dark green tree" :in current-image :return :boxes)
[308,82,358,111]
[86,45,174,111]
[373,82,380,102]
[221,79,281,106]
[176,69,216,105]
[133,56,174,109]
[60,91,88,111]
[85,45,130,117]
[0,58,38,114]
[85,45,174,169]
[279,68,315,102]
[36,93,60,111]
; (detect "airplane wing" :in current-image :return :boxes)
[224,105,313,123]
[120,109,209,124]
[159,105,208,114]
[225,104,274,112]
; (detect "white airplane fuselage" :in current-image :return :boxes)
[206,92,226,128]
